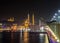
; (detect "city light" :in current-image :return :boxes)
[0,1,60,43]
[45,26,59,41]
[39,33,44,36]
[58,10,60,13]
[53,16,56,18]
[55,13,57,16]
[40,26,44,32]
[58,16,60,18]
[57,39,60,42]
[50,13,58,21]
[0,23,2,25]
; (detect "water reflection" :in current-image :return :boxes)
[0,31,49,43]
[23,32,49,43]
[39,34,45,43]
[23,31,29,43]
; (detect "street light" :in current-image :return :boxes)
[55,13,57,16]
[51,13,58,21]
[53,16,56,18]
[58,10,60,13]
[50,13,56,21]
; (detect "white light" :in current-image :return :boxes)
[58,10,60,13]
[23,28,31,32]
[39,34,44,36]
[57,39,60,42]
[55,13,57,16]
[58,16,60,18]
[27,28,31,31]
[53,16,56,18]
[0,23,2,25]
[40,26,44,32]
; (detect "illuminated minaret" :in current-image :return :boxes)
[32,13,35,25]
[27,13,30,24]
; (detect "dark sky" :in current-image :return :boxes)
[0,0,60,22]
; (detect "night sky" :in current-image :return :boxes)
[0,0,60,22]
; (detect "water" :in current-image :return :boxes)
[23,31,49,43]
[0,31,49,43]
[23,32,40,43]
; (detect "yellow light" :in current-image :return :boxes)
[11,25,17,31]
[45,26,59,41]
[0,23,2,25]
[45,34,49,43]
[28,14,30,23]
[24,19,29,27]
[23,31,29,43]
[32,14,35,25]
[8,17,14,22]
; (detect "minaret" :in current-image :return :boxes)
[28,13,29,22]
[27,13,30,25]
[32,13,35,25]
[24,13,30,28]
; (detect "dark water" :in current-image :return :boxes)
[0,31,49,43]
[23,32,46,43]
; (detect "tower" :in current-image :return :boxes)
[28,13,30,24]
[32,14,35,25]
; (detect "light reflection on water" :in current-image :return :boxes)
[0,31,49,43]
[23,32,49,43]
[23,31,29,43]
